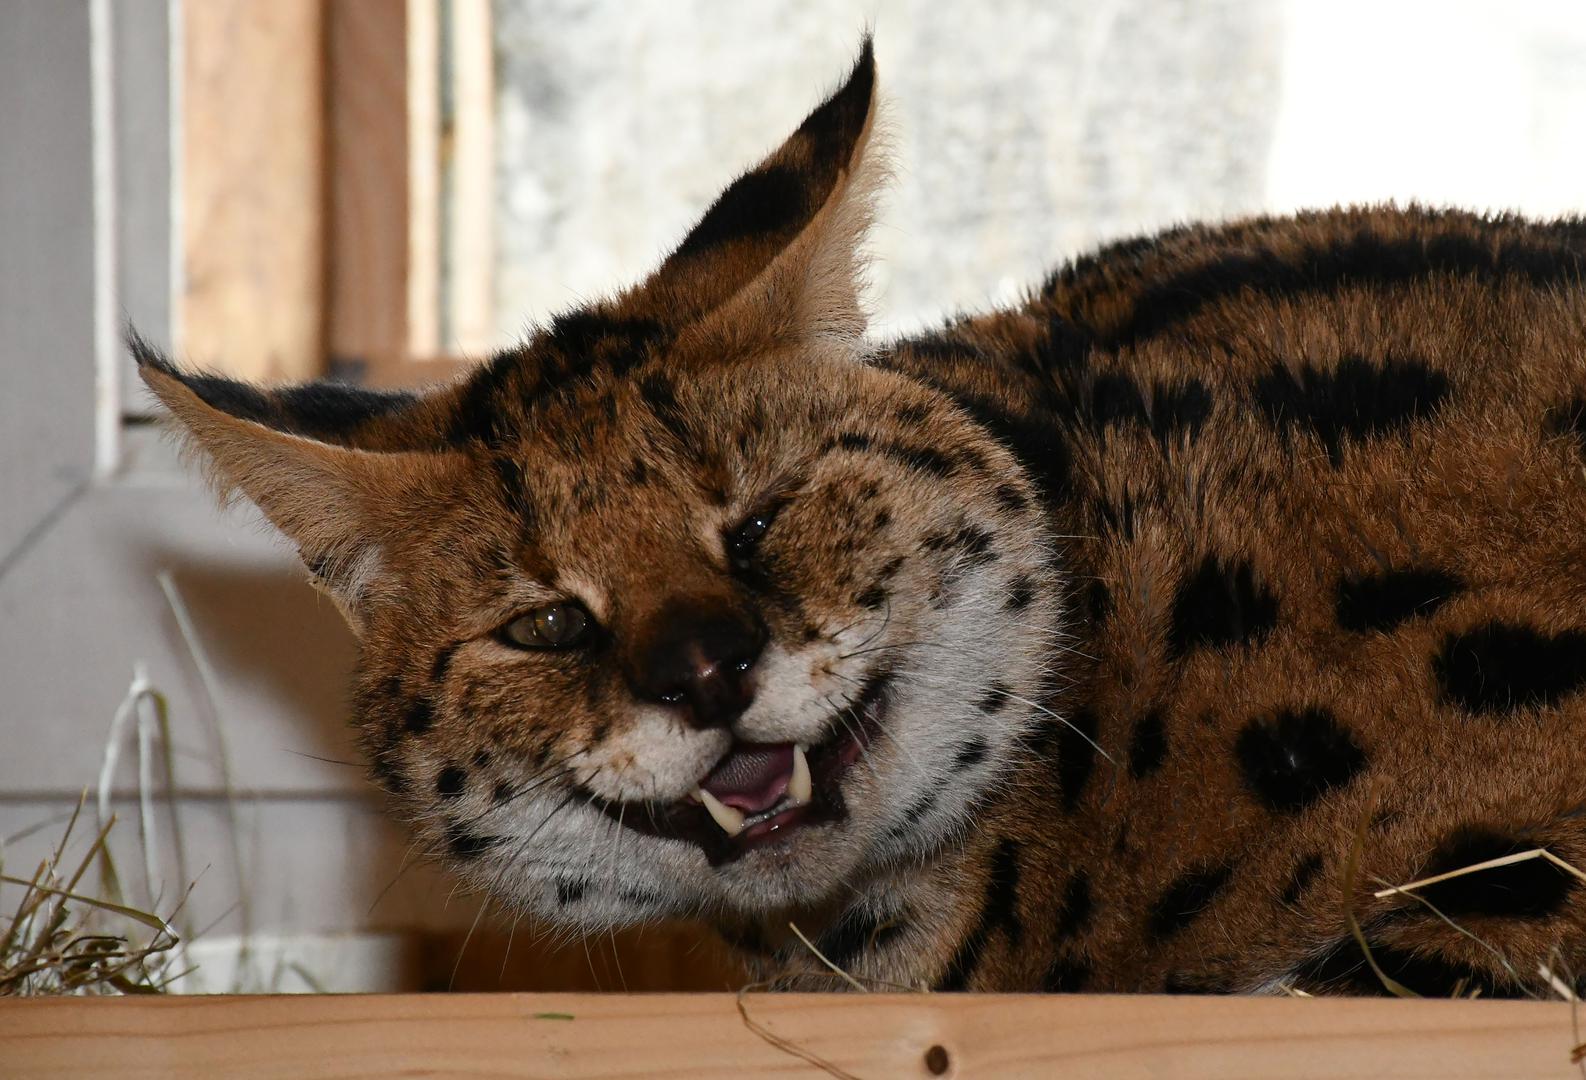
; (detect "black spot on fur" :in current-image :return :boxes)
[1435,621,1586,715]
[1103,223,1586,349]
[556,879,586,906]
[404,699,435,735]
[1149,379,1214,443]
[1085,580,1113,627]
[1281,854,1324,906]
[1164,971,1235,994]
[954,525,995,562]
[1041,957,1092,992]
[1005,575,1036,612]
[1337,568,1463,633]
[542,311,664,380]
[435,765,466,799]
[816,904,886,970]
[445,825,501,860]
[954,738,989,770]
[430,644,459,684]
[369,754,407,797]
[1253,356,1449,465]
[638,371,689,441]
[1294,937,1498,997]
[876,555,906,582]
[446,352,518,446]
[976,684,1010,714]
[1170,556,1278,656]
[491,456,534,523]
[936,839,1022,991]
[1089,373,1148,432]
[879,443,958,479]
[1411,828,1576,919]
[885,791,939,841]
[918,381,1072,502]
[1128,709,1167,778]
[1056,708,1099,812]
[1235,707,1367,812]
[1054,872,1092,941]
[492,780,515,805]
[854,584,887,610]
[1148,864,1233,940]
[994,483,1029,514]
[669,166,808,262]
[1545,398,1586,455]
[1030,313,1093,376]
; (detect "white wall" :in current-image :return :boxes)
[489,0,1586,344]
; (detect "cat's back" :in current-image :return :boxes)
[879,204,1586,994]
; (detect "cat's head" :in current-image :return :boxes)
[139,41,1062,927]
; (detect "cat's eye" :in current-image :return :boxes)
[500,602,593,650]
[726,503,783,563]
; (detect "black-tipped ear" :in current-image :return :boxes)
[134,336,467,632]
[129,331,429,450]
[640,37,881,326]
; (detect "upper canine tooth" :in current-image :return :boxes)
[788,744,812,806]
[695,787,746,837]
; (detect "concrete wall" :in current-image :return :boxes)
[490,0,1586,343]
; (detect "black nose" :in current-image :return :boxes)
[628,601,766,729]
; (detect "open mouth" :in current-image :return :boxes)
[596,668,894,866]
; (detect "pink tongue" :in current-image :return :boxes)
[701,742,795,814]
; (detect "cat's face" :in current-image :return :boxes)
[346,343,1058,924]
[138,40,1062,928]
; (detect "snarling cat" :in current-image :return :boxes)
[139,38,1586,994]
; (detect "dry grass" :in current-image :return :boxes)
[0,797,183,995]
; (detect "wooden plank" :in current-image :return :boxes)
[180,0,324,382]
[405,0,440,359]
[1,992,1579,1079]
[327,0,407,371]
[328,0,447,371]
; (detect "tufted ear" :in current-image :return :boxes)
[636,36,885,350]
[134,338,465,632]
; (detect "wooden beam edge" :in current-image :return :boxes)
[2,992,1580,1079]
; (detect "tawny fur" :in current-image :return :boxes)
[139,40,1586,996]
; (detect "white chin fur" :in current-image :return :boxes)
[460,560,1055,931]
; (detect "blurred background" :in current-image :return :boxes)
[2,0,1584,993]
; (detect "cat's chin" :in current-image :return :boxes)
[592,668,896,869]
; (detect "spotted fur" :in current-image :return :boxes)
[140,40,1586,996]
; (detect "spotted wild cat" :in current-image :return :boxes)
[137,38,1586,994]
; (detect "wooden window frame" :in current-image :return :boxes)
[175,0,489,391]
[325,0,491,388]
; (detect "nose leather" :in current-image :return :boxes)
[626,600,766,729]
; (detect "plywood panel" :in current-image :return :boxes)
[180,0,324,383]
[327,0,413,370]
[3,992,1580,1079]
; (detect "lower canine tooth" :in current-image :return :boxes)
[788,744,812,805]
[695,787,746,837]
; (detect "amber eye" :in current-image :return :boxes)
[500,602,593,650]
[726,504,783,564]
